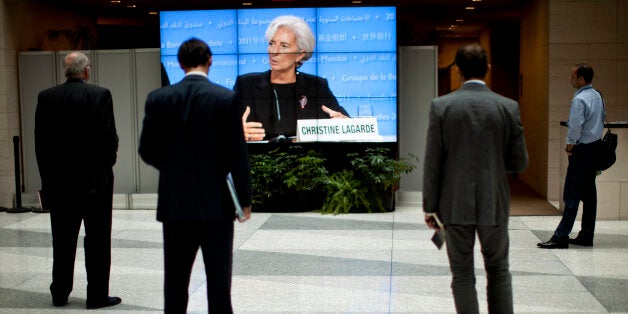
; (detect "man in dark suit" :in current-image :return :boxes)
[35,51,120,309]
[423,43,528,314]
[139,38,252,314]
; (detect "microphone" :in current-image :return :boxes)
[268,134,289,143]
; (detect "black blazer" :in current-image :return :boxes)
[139,74,252,222]
[234,71,349,140]
[35,78,118,199]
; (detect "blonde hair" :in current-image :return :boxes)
[265,15,315,68]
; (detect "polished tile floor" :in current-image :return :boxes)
[1,205,628,313]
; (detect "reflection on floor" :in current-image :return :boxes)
[2,206,627,313]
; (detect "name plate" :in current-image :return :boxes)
[296,118,381,142]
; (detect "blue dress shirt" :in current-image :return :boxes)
[566,84,605,145]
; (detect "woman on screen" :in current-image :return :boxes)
[234,15,349,142]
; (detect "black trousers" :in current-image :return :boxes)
[162,219,235,314]
[554,140,599,241]
[48,175,114,302]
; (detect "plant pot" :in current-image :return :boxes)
[381,190,395,212]
[296,189,324,211]
[253,192,317,212]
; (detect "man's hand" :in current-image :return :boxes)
[242,106,265,141]
[424,213,438,230]
[565,144,574,156]
[237,206,252,222]
[322,105,349,119]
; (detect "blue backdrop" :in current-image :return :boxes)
[160,6,397,141]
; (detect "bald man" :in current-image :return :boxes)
[35,51,121,309]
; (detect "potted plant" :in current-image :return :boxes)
[249,146,329,211]
[320,170,373,214]
[283,148,329,210]
[320,147,418,214]
[249,147,296,211]
[349,147,418,211]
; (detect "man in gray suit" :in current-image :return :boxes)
[423,43,528,314]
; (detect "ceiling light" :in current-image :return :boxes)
[456,19,464,22]
[352,0,363,3]
[110,0,120,3]
[465,6,475,10]
[148,11,158,15]
[472,0,482,2]
[127,4,136,8]
[242,2,253,5]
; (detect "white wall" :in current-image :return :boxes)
[398,46,438,193]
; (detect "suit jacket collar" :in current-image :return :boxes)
[253,71,272,94]
[182,74,209,82]
[65,77,86,84]
[460,81,490,92]
[185,70,208,78]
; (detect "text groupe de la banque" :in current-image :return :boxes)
[301,123,376,135]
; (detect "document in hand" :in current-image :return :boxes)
[226,173,245,220]
[428,213,446,250]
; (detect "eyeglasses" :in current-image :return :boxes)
[86,64,93,68]
[268,42,302,54]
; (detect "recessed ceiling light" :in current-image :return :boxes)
[352,0,363,3]
[465,6,475,10]
[456,19,464,22]
[127,4,136,8]
[148,11,158,15]
[472,0,482,2]
[110,0,120,3]
[242,2,253,5]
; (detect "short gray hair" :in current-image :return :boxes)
[265,15,315,68]
[64,52,89,78]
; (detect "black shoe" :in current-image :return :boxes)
[569,237,593,246]
[537,237,569,249]
[52,298,67,307]
[86,296,121,309]
[50,283,68,307]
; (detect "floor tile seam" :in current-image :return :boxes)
[571,275,615,314]
[517,215,556,232]
[526,247,614,312]
[253,228,397,232]
[3,271,44,290]
[232,279,396,294]
[187,279,207,296]
[0,225,53,232]
[0,246,52,251]
[388,212,399,314]
[579,275,628,280]
[234,218,270,251]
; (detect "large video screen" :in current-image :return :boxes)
[160,6,397,142]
